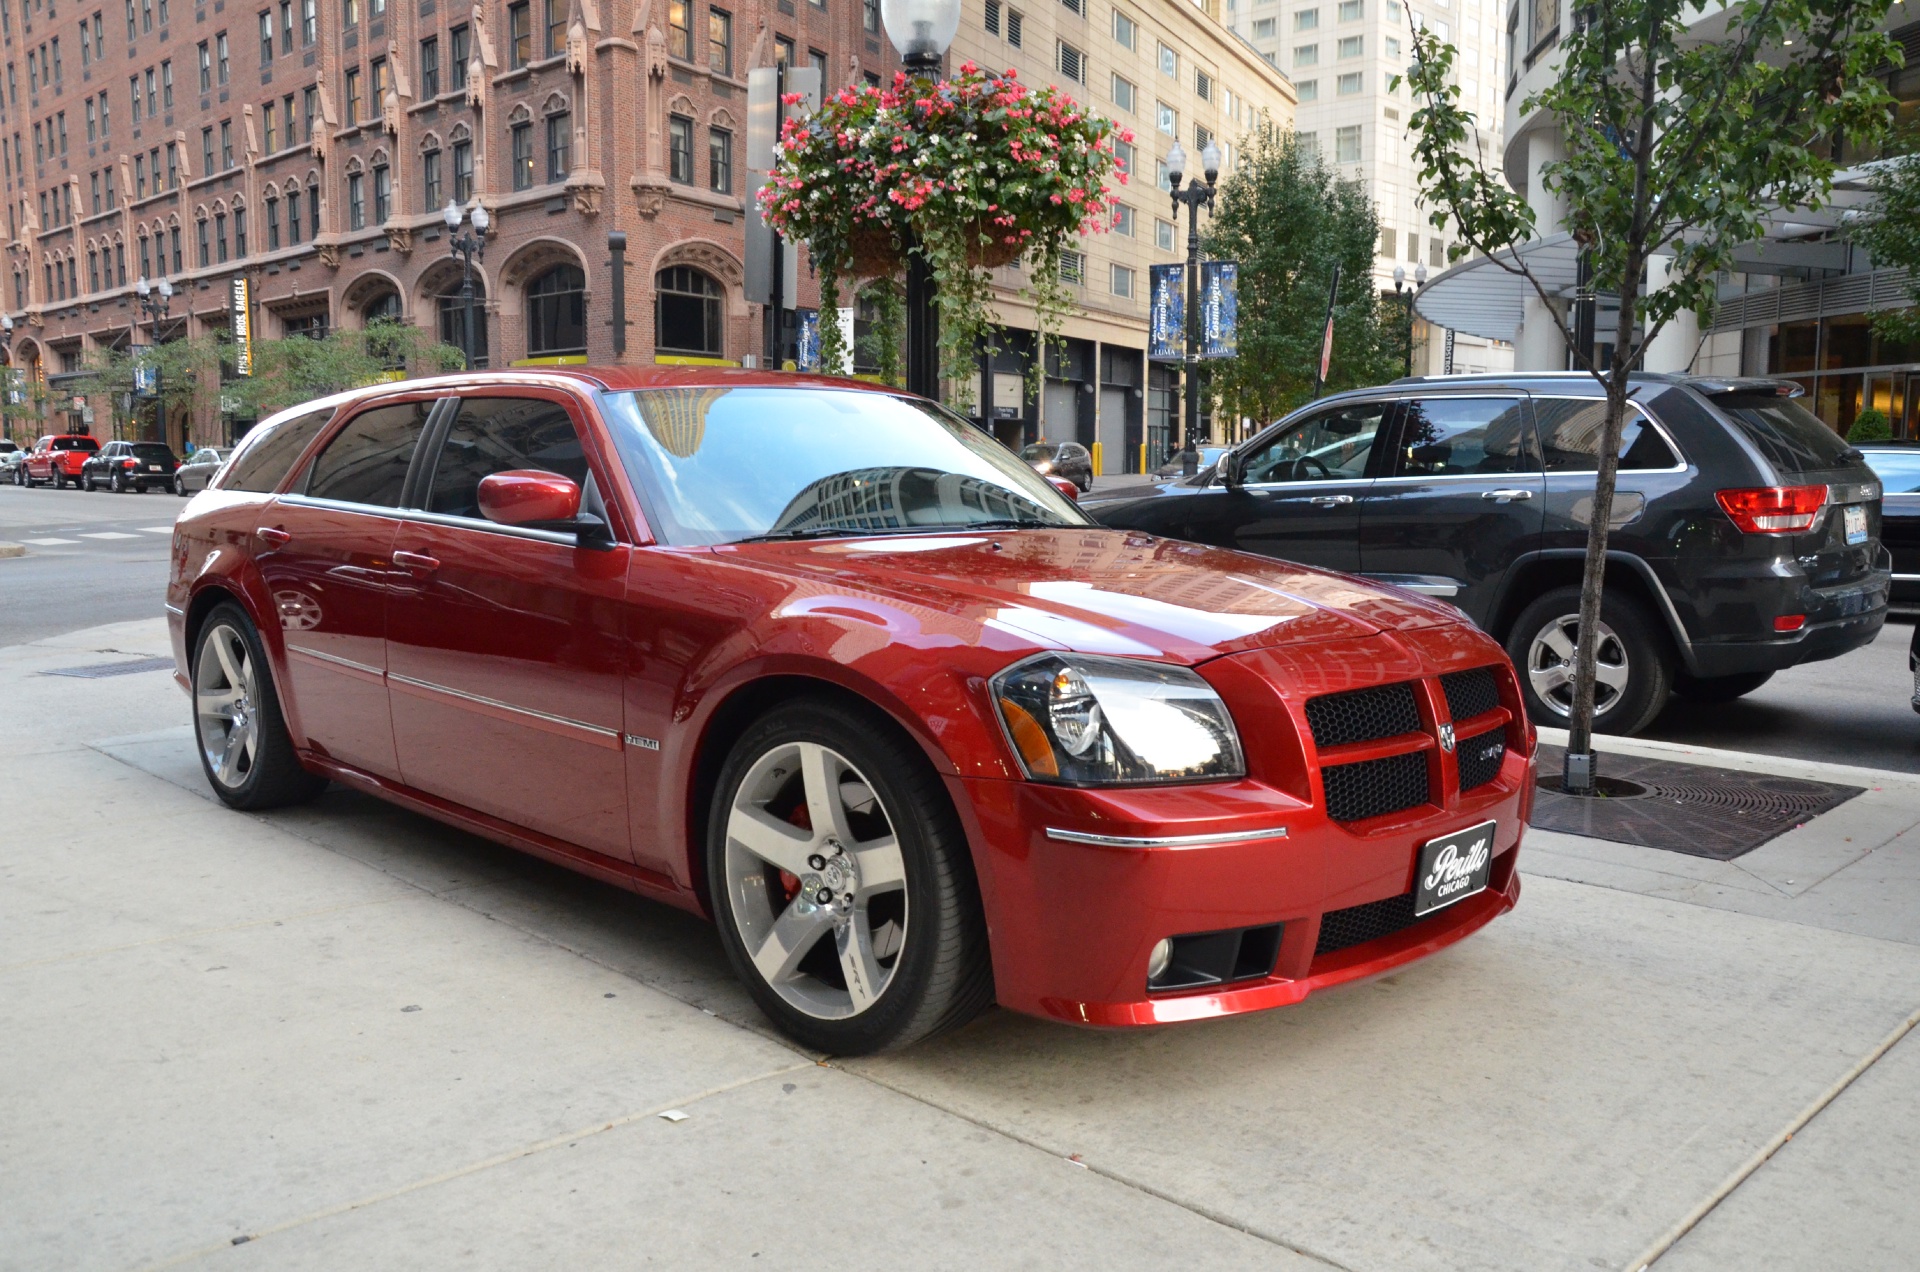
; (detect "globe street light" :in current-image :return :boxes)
[880,0,960,400]
[1392,263,1427,376]
[132,277,174,443]
[1166,137,1221,462]
[444,199,490,370]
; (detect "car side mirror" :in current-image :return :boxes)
[477,469,614,548]
[1221,451,1244,489]
[1045,475,1079,501]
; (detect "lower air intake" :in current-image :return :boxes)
[1314,890,1422,957]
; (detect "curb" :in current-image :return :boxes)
[1534,725,1920,791]
[0,541,24,558]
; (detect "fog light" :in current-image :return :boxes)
[1775,614,1806,632]
[1147,938,1172,981]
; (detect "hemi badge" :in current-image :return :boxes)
[624,734,661,751]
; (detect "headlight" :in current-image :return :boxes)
[991,653,1246,785]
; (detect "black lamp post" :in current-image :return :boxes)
[880,0,961,400]
[443,199,491,370]
[134,276,174,441]
[1165,138,1221,458]
[1392,263,1427,376]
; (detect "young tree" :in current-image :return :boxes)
[1397,0,1896,790]
[72,338,223,438]
[220,320,466,419]
[1852,131,1920,346]
[1205,127,1404,425]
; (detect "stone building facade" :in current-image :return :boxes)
[1,0,897,449]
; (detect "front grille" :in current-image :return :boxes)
[1315,890,1421,957]
[1322,749,1432,822]
[1456,728,1507,791]
[1441,666,1501,722]
[1305,681,1422,748]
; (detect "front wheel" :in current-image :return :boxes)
[1506,586,1674,736]
[707,698,992,1054]
[191,603,328,810]
[1673,670,1774,704]
[110,470,126,493]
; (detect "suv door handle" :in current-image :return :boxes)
[1309,494,1355,507]
[392,550,441,572]
[256,526,292,546]
[1481,489,1536,502]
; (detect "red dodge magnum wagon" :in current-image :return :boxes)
[167,368,1532,1052]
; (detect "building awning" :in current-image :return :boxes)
[1412,232,1581,342]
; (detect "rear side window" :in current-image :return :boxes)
[1713,393,1854,474]
[1533,399,1679,472]
[424,397,588,519]
[1393,397,1539,477]
[224,409,335,492]
[305,401,435,507]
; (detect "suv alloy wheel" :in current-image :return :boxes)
[1505,585,1675,735]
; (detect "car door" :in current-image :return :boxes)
[255,397,436,781]
[385,390,635,862]
[1200,399,1394,572]
[1359,393,1544,624]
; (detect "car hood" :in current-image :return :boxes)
[715,527,1461,664]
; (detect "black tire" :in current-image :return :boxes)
[1505,585,1675,736]
[52,470,66,489]
[190,602,329,811]
[1673,670,1774,704]
[706,696,993,1054]
[175,477,188,497]
[135,482,147,493]
[110,469,126,493]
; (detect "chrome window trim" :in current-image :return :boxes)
[277,493,409,520]
[1045,825,1290,848]
[400,507,601,548]
[1239,475,1377,492]
[1368,470,1546,486]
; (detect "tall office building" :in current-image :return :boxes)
[1228,0,1511,376]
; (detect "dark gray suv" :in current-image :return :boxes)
[1086,373,1890,735]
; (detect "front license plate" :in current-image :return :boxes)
[1414,820,1496,918]
[1844,504,1867,545]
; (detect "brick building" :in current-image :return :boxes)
[0,0,898,449]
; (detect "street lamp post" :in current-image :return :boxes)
[134,277,174,441]
[0,314,13,447]
[1165,138,1221,461]
[443,200,491,370]
[880,0,961,401]
[1392,263,1427,377]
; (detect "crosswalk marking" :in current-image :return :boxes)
[21,537,79,545]
[79,531,139,540]
[139,526,174,534]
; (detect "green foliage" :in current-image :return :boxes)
[853,278,905,386]
[71,337,222,431]
[220,320,466,418]
[1204,127,1403,424]
[1849,406,1893,440]
[1853,128,1920,344]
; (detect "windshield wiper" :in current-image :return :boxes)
[950,518,1067,531]
[734,525,929,543]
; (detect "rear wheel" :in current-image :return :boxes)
[1506,586,1674,736]
[707,698,992,1054]
[1673,670,1774,703]
[191,603,328,810]
[110,469,127,493]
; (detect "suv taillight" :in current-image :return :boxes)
[122,457,139,468]
[1715,485,1827,534]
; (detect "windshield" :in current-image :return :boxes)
[1714,394,1855,474]
[600,387,1090,546]
[52,437,99,451]
[1863,449,1920,493]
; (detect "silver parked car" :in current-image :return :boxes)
[172,447,228,496]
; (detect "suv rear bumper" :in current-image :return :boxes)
[1684,566,1890,677]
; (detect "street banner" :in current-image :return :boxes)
[230,277,253,377]
[1200,261,1238,359]
[796,309,820,372]
[131,344,159,399]
[1149,263,1184,361]
[3,367,22,404]
[1312,264,1341,399]
[1444,327,1456,375]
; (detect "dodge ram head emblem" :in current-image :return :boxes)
[1439,723,1456,753]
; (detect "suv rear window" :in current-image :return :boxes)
[223,409,335,493]
[131,443,176,460]
[51,436,100,451]
[1712,394,1854,474]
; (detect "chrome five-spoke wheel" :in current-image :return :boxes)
[195,622,261,789]
[1523,612,1629,719]
[723,740,908,1020]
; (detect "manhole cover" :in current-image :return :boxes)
[1531,744,1862,859]
[40,657,176,679]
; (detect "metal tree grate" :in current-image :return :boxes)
[40,657,176,679]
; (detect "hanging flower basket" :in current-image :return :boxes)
[762,63,1129,402]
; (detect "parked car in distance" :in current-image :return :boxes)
[1857,442,1920,609]
[20,434,100,488]
[1087,374,1890,735]
[1019,440,1094,491]
[0,441,23,481]
[168,368,1532,1054]
[171,446,228,496]
[83,440,180,493]
[1153,444,1231,479]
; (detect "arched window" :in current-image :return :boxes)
[655,265,722,357]
[525,263,585,356]
[364,290,402,322]
[438,277,490,367]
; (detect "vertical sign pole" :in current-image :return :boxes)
[767,60,786,370]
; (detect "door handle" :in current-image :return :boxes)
[1309,494,1355,507]
[256,526,292,546]
[392,550,441,572]
[1481,489,1536,502]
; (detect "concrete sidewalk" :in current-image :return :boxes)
[3,619,1917,1271]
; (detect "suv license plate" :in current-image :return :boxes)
[1414,820,1496,918]
[149,464,162,471]
[1844,504,1867,545]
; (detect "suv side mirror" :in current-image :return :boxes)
[1221,450,1244,489]
[477,469,614,548]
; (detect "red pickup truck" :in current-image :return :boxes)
[19,433,100,488]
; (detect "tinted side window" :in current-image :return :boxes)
[305,402,434,506]
[1533,399,1679,472]
[425,396,588,519]
[1714,393,1854,474]
[224,409,335,492]
[1394,397,1539,477]
[1242,402,1388,483]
